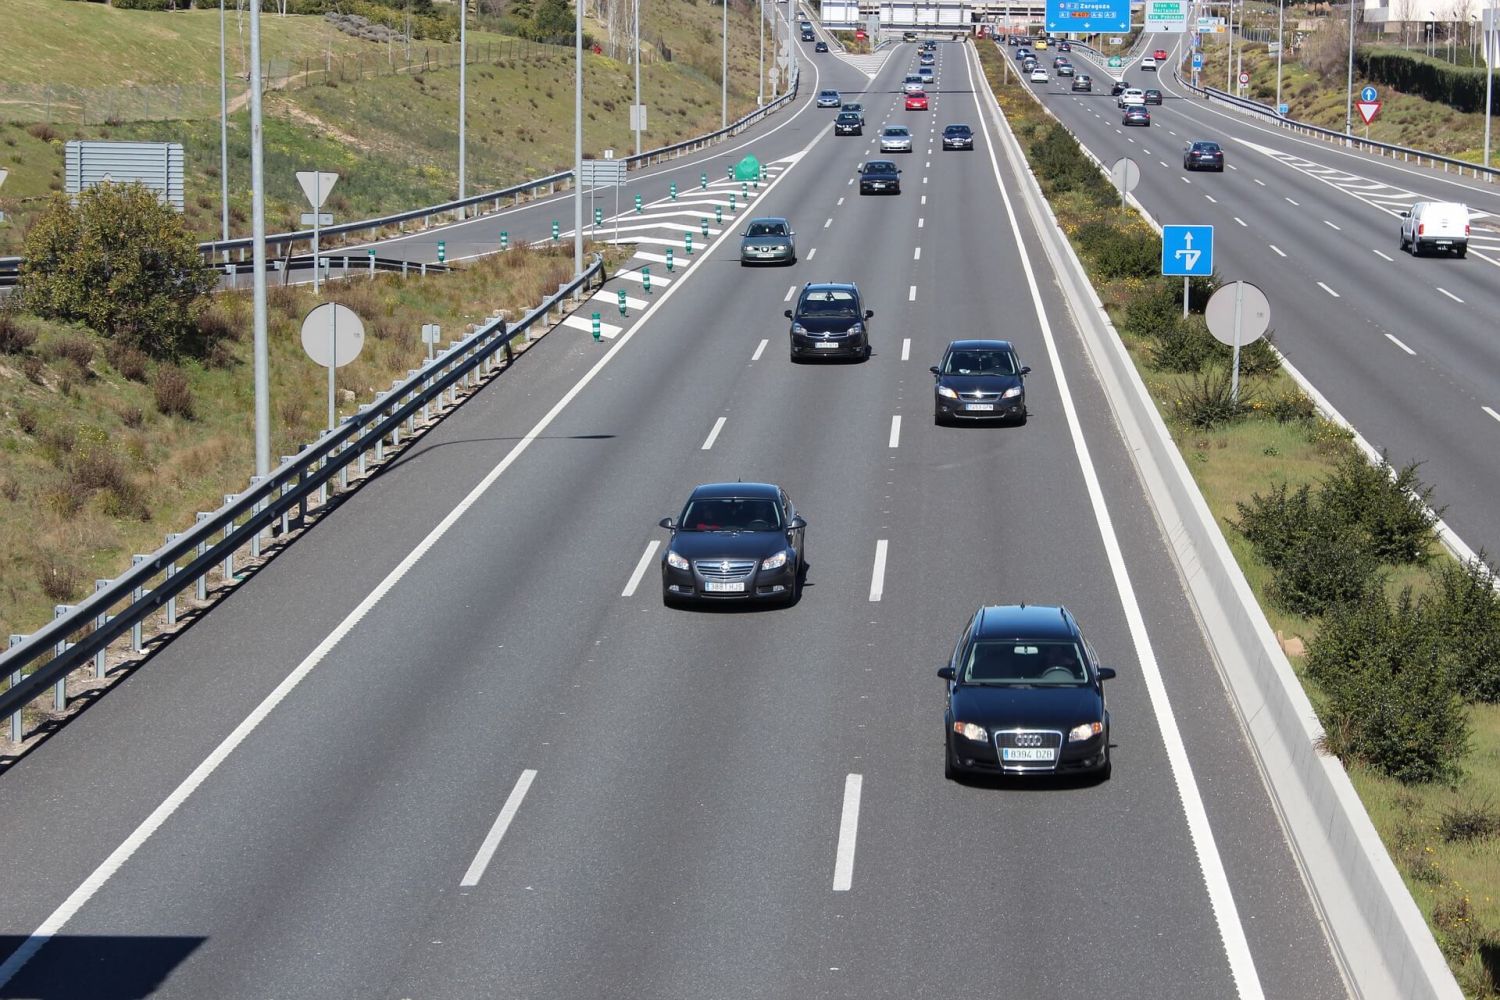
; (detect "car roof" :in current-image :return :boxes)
[943,123,973,130]
[974,604,1079,641]
[884,125,909,132]
[801,281,860,294]
[747,216,789,225]
[689,482,781,501]
[944,339,1015,352]
[863,160,898,170]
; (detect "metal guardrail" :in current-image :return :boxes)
[0,257,18,289]
[0,253,607,736]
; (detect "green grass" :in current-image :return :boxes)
[979,40,1500,995]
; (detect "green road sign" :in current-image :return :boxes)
[642,266,652,293]
[437,240,446,262]
[634,194,643,213]
[666,247,675,271]
[591,312,601,341]
[734,155,760,181]
[617,289,628,316]
[500,230,509,250]
[1108,55,1123,68]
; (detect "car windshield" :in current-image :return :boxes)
[865,161,896,173]
[679,498,782,532]
[945,126,970,135]
[963,640,1088,685]
[820,91,838,99]
[884,127,909,137]
[799,290,859,317]
[747,221,787,237]
[943,350,1016,375]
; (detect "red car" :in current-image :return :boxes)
[905,91,929,110]
[1153,48,1168,61]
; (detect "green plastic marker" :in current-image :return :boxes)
[552,220,560,241]
[617,289,628,317]
[700,218,709,237]
[685,232,693,255]
[437,240,446,263]
[634,194,643,213]
[642,266,652,294]
[591,312,601,341]
[700,171,708,188]
[666,248,675,272]
[715,205,723,225]
[500,230,509,250]
[670,181,677,200]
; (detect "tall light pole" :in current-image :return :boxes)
[1485,0,1495,168]
[1227,0,1235,91]
[458,0,467,212]
[1276,0,1285,110]
[249,0,269,477]
[1344,0,1357,135]
[219,0,230,256]
[722,0,729,128]
[1429,10,1437,57]
[758,0,765,105]
[634,0,642,157]
[574,0,584,277]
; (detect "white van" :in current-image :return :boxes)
[1399,201,1470,258]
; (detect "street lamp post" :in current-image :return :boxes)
[574,0,584,277]
[758,0,765,105]
[1227,0,1235,92]
[722,0,729,128]
[249,0,270,477]
[1276,0,1285,110]
[1344,0,1357,135]
[219,0,230,257]
[1485,0,1495,168]
[634,0,643,158]
[1429,11,1437,57]
[458,0,467,214]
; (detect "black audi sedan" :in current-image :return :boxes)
[660,483,806,607]
[786,282,873,361]
[938,605,1115,780]
[858,159,901,194]
[941,123,974,150]
[1184,140,1225,172]
[930,339,1028,424]
[835,111,864,136]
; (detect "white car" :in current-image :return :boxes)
[1029,67,1049,82]
[1400,201,1471,257]
[880,125,914,152]
[1141,56,1158,71]
[1118,87,1146,108]
[903,75,925,94]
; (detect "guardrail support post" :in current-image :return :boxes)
[222,496,238,580]
[93,580,111,675]
[129,556,149,652]
[52,605,74,710]
[164,534,183,626]
[6,634,25,743]
[249,477,267,557]
[195,513,211,601]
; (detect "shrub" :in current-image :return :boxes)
[1237,336,1280,380]
[1030,124,1112,203]
[185,305,241,360]
[153,366,195,419]
[106,341,151,383]
[1306,588,1470,783]
[22,355,46,384]
[1427,558,1500,703]
[1076,221,1159,280]
[0,312,37,354]
[117,404,146,429]
[1269,512,1381,616]
[1268,389,1317,424]
[45,332,95,373]
[1234,482,1316,571]
[1171,368,1253,429]
[35,550,86,602]
[15,407,39,435]
[1439,799,1500,843]
[19,183,219,358]
[1150,323,1218,373]
[1120,280,1183,340]
[1319,451,1439,565]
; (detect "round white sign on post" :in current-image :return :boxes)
[1110,156,1140,193]
[300,303,365,368]
[1239,71,1250,85]
[1205,281,1271,346]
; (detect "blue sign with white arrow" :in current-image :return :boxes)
[1191,52,1203,69]
[1162,225,1214,277]
[1046,0,1130,34]
[1360,85,1378,102]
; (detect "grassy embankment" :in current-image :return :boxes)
[0,0,774,252]
[978,38,1500,996]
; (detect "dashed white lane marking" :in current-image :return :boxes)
[918,217,925,228]
[613,269,672,287]
[908,285,917,301]
[1373,249,1394,261]
[1233,217,1246,226]
[837,196,845,206]
[808,248,817,259]
[832,774,863,892]
[1181,176,1192,184]
[921,195,927,205]
[1484,406,1500,423]
[824,217,833,229]
[913,247,922,260]
[460,770,538,887]
[868,540,888,602]
[621,541,661,597]
[922,176,928,184]
[888,415,902,448]
[1269,245,1286,257]
[1160,160,1170,168]
[1227,163,1239,171]
[700,416,727,450]
[1205,195,1217,203]
[752,338,768,361]
[1285,197,1299,206]
[785,285,797,302]
[1437,287,1464,303]
[1253,178,1266,186]
[1317,281,1340,297]
[1385,333,1417,355]
[901,337,911,361]
[1323,220,1341,231]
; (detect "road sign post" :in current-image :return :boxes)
[421,322,440,361]
[1161,225,1215,317]
[301,303,365,429]
[1110,157,1139,210]
[295,170,339,294]
[0,168,7,223]
[1205,281,1271,403]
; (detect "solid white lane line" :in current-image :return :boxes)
[1253,178,1266,186]
[1372,249,1394,261]
[908,285,917,301]
[1484,406,1500,423]
[808,248,817,259]
[913,246,922,260]
[621,541,661,597]
[1269,244,1286,257]
[701,416,727,450]
[963,41,1265,999]
[1317,281,1340,297]
[888,415,902,448]
[1285,197,1299,206]
[868,540,888,602]
[832,773,862,892]
[785,284,797,302]
[901,337,911,361]
[1437,287,1464,303]
[1233,217,1246,226]
[1205,195,1218,203]
[1323,220,1341,231]
[1384,333,1417,355]
[751,338,768,361]
[461,770,537,887]
[824,217,833,229]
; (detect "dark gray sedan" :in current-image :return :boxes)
[931,339,1029,424]
[739,217,796,266]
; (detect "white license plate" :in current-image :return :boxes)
[815,341,839,349]
[704,580,746,593]
[966,403,995,411]
[1002,747,1057,762]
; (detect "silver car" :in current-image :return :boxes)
[918,66,934,84]
[903,75,924,94]
[880,125,913,153]
[739,217,796,266]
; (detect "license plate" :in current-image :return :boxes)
[815,341,839,349]
[704,580,745,593]
[966,403,995,411]
[1001,747,1056,762]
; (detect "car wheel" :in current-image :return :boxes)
[1398,232,1408,251]
[944,740,960,781]
[1456,246,1468,259]
[1012,409,1028,427]
[934,410,949,427]
[862,343,872,361]
[1216,164,1225,172]
[1411,239,1423,258]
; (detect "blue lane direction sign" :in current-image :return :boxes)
[1162,225,1214,276]
[1046,0,1129,34]
[1192,52,1203,70]
[1360,85,1378,103]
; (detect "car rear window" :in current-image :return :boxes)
[964,640,1087,684]
[680,498,782,532]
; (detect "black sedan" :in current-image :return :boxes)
[786,281,872,361]
[834,111,864,136]
[1110,79,1130,96]
[1184,140,1225,171]
[941,123,974,150]
[939,604,1115,780]
[858,159,901,195]
[1143,88,1163,105]
[660,483,806,607]
[814,40,829,52]
[931,339,1028,424]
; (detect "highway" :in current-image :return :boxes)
[0,37,1347,999]
[1022,35,1500,561]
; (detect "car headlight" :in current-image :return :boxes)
[1001,386,1023,399]
[936,385,958,399]
[761,551,788,571]
[791,322,806,334]
[1067,721,1104,742]
[952,721,988,742]
[849,323,864,335]
[666,551,690,571]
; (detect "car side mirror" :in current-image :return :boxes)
[1097,667,1117,681]
[929,365,941,375]
[659,517,675,530]
[1399,210,1410,218]
[784,309,794,319]
[865,309,875,319]
[937,666,955,681]
[789,515,807,530]
[1020,365,1032,375]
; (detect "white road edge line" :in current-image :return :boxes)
[460,769,538,887]
[0,117,834,991]
[751,338,768,361]
[901,337,911,361]
[832,773,862,892]
[1384,333,1417,355]
[888,414,902,448]
[1484,405,1500,423]
[622,540,661,597]
[700,416,727,450]
[963,40,1265,1000]
[868,539,888,602]
[1437,287,1464,303]
[1317,281,1341,298]
[1269,244,1286,257]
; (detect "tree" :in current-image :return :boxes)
[531,0,574,39]
[20,183,219,359]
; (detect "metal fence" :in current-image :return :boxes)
[0,253,607,740]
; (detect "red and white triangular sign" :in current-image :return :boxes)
[1356,100,1381,125]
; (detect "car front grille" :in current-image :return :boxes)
[960,390,1001,401]
[696,559,757,580]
